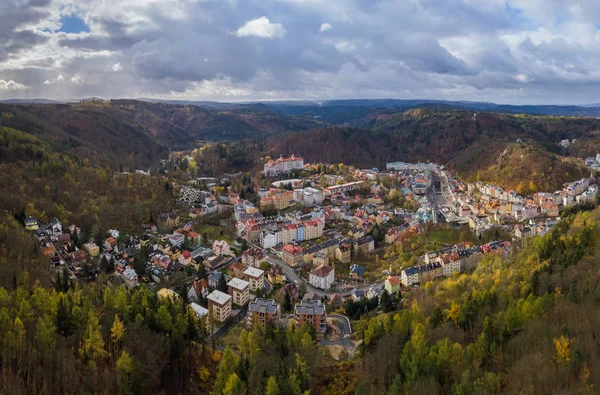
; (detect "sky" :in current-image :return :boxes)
[3,0,600,104]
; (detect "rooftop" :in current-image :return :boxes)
[227,277,249,291]
[248,298,279,314]
[207,290,232,305]
[295,300,325,316]
[244,267,265,278]
[190,302,209,318]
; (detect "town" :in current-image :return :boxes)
[23,152,599,354]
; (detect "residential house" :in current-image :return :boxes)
[309,265,335,291]
[24,217,39,231]
[71,249,86,263]
[188,279,209,301]
[267,266,285,285]
[83,242,100,257]
[207,290,233,322]
[282,244,304,267]
[335,244,351,264]
[282,283,299,301]
[207,272,227,289]
[349,264,365,279]
[295,300,327,334]
[189,302,210,332]
[117,266,139,288]
[328,294,344,310]
[355,236,375,255]
[312,252,328,267]
[212,240,230,256]
[350,288,365,302]
[227,262,245,279]
[243,267,265,293]
[104,236,118,251]
[48,218,62,235]
[242,248,264,268]
[247,298,280,328]
[385,276,401,294]
[179,250,193,266]
[366,284,384,300]
[227,278,250,306]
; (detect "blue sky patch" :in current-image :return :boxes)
[58,15,90,34]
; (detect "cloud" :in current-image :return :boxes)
[319,23,332,33]
[0,80,29,92]
[235,16,286,38]
[2,0,600,103]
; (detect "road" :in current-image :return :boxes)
[46,237,78,281]
[328,314,352,335]
[213,305,248,339]
[262,250,379,298]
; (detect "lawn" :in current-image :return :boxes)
[427,226,477,246]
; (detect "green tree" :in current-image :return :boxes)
[265,376,279,395]
[116,351,134,395]
[211,346,238,395]
[380,290,393,313]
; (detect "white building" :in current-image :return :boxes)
[309,265,335,291]
[263,155,304,177]
[260,231,278,249]
[227,278,250,306]
[244,267,265,293]
[293,187,324,207]
[212,240,230,255]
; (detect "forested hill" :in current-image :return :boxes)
[0,100,322,167]
[264,109,597,192]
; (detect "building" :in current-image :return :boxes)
[247,298,280,328]
[212,240,230,256]
[207,271,227,289]
[329,294,344,309]
[244,267,265,293]
[227,278,250,306]
[24,217,39,231]
[207,290,232,322]
[189,302,210,331]
[267,266,285,285]
[350,288,365,302]
[324,181,365,196]
[309,265,335,291]
[188,279,209,301]
[355,236,375,255]
[295,300,327,334]
[83,242,100,257]
[263,155,304,177]
[385,276,401,294]
[117,267,139,288]
[335,244,351,264]
[293,187,324,206]
[260,190,294,211]
[281,244,304,267]
[242,248,264,267]
[104,236,118,251]
[312,252,328,267]
[282,283,300,301]
[349,264,365,279]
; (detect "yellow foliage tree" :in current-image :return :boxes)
[553,336,571,364]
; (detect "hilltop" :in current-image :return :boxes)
[0,100,322,170]
[263,109,597,192]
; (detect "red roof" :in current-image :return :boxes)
[386,276,400,286]
[182,250,192,259]
[283,244,303,255]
